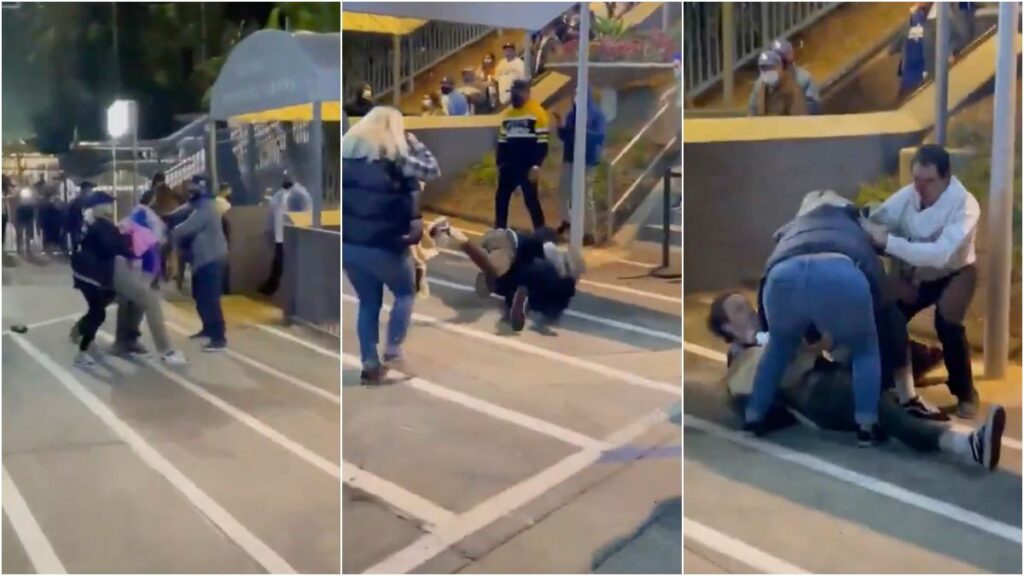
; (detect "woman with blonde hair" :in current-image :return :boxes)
[342,106,435,383]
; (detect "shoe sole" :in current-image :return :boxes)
[984,405,1006,470]
[509,287,527,332]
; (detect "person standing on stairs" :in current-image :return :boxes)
[494,79,550,234]
[554,86,606,246]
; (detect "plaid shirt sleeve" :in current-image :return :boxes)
[397,138,442,182]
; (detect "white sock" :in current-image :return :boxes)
[894,361,916,404]
[939,429,973,460]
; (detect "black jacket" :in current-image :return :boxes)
[758,204,890,331]
[342,158,421,254]
[71,218,131,290]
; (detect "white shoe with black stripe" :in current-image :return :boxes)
[969,405,1006,471]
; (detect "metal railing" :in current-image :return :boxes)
[605,84,681,239]
[652,166,681,279]
[684,2,840,99]
[343,21,492,101]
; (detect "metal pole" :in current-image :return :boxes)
[935,2,951,145]
[246,124,257,205]
[392,34,402,107]
[662,2,670,32]
[722,2,736,105]
[311,101,324,229]
[661,169,670,268]
[130,101,138,205]
[983,2,1020,379]
[569,2,590,254]
[112,147,118,221]
[207,118,219,193]
[760,3,770,49]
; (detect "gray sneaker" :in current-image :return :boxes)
[957,389,980,420]
[73,351,96,367]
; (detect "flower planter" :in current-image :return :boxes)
[546,62,676,122]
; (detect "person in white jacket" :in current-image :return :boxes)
[862,144,981,418]
[495,42,527,106]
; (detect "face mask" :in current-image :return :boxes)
[760,71,780,86]
[83,208,96,224]
[440,86,453,95]
[361,89,372,100]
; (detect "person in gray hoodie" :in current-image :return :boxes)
[171,177,228,352]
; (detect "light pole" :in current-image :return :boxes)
[107,99,138,215]
[569,1,591,254]
[983,2,1020,379]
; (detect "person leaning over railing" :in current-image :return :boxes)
[342,106,424,384]
[748,39,821,115]
[749,50,807,117]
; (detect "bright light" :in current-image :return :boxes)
[18,187,33,201]
[106,100,134,139]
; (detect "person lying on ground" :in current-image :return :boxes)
[708,291,1006,469]
[429,217,584,331]
[755,190,947,423]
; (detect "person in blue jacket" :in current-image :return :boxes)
[896,3,930,100]
[554,87,606,245]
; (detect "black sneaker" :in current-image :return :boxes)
[361,364,389,385]
[202,340,228,353]
[414,267,425,294]
[902,396,950,421]
[857,424,888,447]
[556,221,570,236]
[742,419,770,437]
[188,330,209,340]
[970,405,1005,471]
[509,286,528,332]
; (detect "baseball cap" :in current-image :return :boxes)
[758,50,782,69]
[771,38,795,61]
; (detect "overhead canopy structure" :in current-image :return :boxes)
[211,30,340,122]
[210,29,340,227]
[341,2,573,30]
[341,12,427,35]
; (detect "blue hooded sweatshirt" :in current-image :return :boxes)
[899,7,929,93]
[557,89,606,167]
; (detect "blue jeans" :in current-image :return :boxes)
[343,244,415,369]
[748,254,881,427]
[192,260,226,344]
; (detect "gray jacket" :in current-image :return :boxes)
[171,198,227,270]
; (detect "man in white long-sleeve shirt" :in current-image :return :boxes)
[863,144,981,418]
[258,172,312,296]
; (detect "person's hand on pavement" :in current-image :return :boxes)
[528,166,540,184]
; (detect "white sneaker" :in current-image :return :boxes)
[160,350,188,366]
[73,351,96,367]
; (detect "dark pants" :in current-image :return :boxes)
[260,242,284,295]
[2,212,7,247]
[14,206,35,254]
[495,168,546,230]
[491,232,574,320]
[897,265,977,401]
[876,302,910,390]
[192,260,226,343]
[77,285,115,352]
[38,204,64,252]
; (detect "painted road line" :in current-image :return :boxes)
[342,461,456,532]
[684,415,1022,545]
[340,294,680,397]
[1,311,88,337]
[365,408,674,574]
[8,334,296,574]
[434,247,682,304]
[341,353,608,451]
[95,330,340,479]
[163,319,341,405]
[684,518,807,574]
[682,342,1023,451]
[255,324,338,360]
[425,276,682,344]
[3,466,66,574]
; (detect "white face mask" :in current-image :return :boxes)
[83,208,96,224]
[760,70,780,87]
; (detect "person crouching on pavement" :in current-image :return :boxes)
[171,177,229,352]
[429,217,584,331]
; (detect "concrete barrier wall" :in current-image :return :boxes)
[683,130,921,293]
[224,205,275,299]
